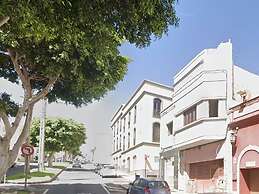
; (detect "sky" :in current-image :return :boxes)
[1,0,259,163]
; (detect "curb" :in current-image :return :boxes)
[6,167,66,185]
[119,184,128,190]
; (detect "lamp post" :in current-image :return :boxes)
[38,98,47,171]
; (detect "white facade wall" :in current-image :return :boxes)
[160,41,259,192]
[111,80,172,176]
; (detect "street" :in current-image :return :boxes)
[29,169,128,194]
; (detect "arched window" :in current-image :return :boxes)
[152,122,160,142]
[153,98,162,118]
[133,128,136,146]
[128,132,130,148]
[123,136,125,151]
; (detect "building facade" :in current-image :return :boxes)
[160,41,259,193]
[111,80,172,177]
[229,96,259,194]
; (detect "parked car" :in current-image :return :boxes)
[100,165,117,178]
[127,178,170,194]
[84,163,96,171]
[72,162,82,168]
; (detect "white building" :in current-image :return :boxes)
[111,80,172,177]
[160,41,259,193]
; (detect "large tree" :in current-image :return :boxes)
[30,118,86,167]
[0,0,179,179]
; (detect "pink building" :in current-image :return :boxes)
[229,96,259,194]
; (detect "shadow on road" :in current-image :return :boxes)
[6,164,38,177]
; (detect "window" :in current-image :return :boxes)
[116,137,118,150]
[123,117,126,132]
[154,156,160,163]
[133,155,137,171]
[167,121,173,135]
[113,140,115,152]
[113,126,115,137]
[127,157,130,172]
[120,118,122,132]
[139,179,147,187]
[133,128,136,146]
[153,98,162,118]
[184,106,196,125]
[128,132,130,148]
[134,106,137,123]
[119,135,121,149]
[133,178,140,186]
[123,136,125,151]
[128,112,131,129]
[152,123,160,142]
[209,100,218,117]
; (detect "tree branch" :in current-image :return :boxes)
[0,16,9,28]
[29,76,58,104]
[7,49,31,93]
[0,111,11,131]
[9,104,33,165]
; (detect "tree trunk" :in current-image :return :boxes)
[47,152,54,168]
[0,104,34,181]
[0,142,10,181]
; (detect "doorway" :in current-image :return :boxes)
[240,168,259,194]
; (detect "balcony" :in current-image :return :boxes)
[172,117,227,150]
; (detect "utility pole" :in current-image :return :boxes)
[91,147,96,163]
[38,98,47,171]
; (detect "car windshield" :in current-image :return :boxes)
[148,181,169,189]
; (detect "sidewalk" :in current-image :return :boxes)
[5,162,69,184]
[7,167,62,184]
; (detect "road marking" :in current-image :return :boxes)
[101,184,111,194]
[43,189,49,194]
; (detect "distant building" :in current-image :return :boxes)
[229,95,259,194]
[160,41,259,193]
[111,80,172,177]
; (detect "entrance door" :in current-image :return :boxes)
[241,168,259,194]
[189,159,224,193]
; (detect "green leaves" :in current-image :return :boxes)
[0,0,178,107]
[30,118,86,154]
[0,93,18,116]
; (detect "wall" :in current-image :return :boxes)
[232,116,259,191]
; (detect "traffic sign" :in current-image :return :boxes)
[21,144,34,156]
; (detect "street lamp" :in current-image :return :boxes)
[230,127,239,145]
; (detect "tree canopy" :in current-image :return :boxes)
[30,118,86,157]
[0,0,179,107]
[0,0,179,179]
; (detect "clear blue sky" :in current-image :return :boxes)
[115,0,259,102]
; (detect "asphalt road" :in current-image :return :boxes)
[35,183,109,194]
[32,169,127,194]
